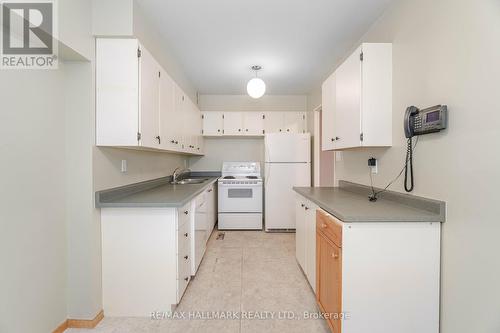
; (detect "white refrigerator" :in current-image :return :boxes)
[264,133,311,231]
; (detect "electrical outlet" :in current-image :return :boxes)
[368,157,378,174]
[121,160,127,173]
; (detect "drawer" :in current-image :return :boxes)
[178,202,192,229]
[177,218,191,252]
[316,209,342,247]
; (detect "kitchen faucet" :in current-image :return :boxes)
[172,167,191,183]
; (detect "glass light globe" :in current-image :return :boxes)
[247,77,266,99]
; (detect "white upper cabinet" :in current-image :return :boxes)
[202,112,223,136]
[96,38,203,155]
[223,112,244,135]
[139,46,161,148]
[201,111,306,137]
[322,43,392,150]
[321,72,336,151]
[284,112,306,133]
[242,112,264,135]
[263,112,285,133]
[96,38,140,146]
[159,69,176,151]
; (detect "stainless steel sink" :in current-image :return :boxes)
[170,178,207,185]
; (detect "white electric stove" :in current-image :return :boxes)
[218,162,263,230]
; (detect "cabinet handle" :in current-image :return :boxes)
[245,129,248,132]
[321,223,327,228]
[184,211,189,215]
[171,139,176,144]
[331,252,339,259]
[217,129,221,132]
[238,129,241,132]
[184,277,189,282]
[184,255,189,260]
[279,129,282,132]
[331,138,335,142]
[300,203,305,207]
[184,232,188,237]
[287,129,290,132]
[155,135,161,144]
[335,136,340,140]
[304,206,309,210]
[175,141,179,144]
[208,189,212,193]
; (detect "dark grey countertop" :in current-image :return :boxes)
[293,181,445,223]
[96,172,220,208]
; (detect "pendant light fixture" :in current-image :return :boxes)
[247,65,266,99]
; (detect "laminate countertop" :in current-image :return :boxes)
[95,173,220,208]
[293,181,445,223]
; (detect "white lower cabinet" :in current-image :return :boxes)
[295,194,318,292]
[101,198,202,316]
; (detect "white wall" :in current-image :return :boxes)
[189,138,264,171]
[0,66,67,333]
[311,0,500,331]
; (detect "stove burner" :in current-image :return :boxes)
[246,176,258,179]
[223,176,235,179]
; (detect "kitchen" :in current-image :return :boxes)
[1,1,499,333]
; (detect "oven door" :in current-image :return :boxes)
[218,182,263,213]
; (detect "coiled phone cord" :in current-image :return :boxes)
[404,137,414,192]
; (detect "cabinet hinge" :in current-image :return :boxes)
[137,132,142,141]
[137,48,141,58]
[360,52,364,61]
[360,132,364,141]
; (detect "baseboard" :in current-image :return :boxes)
[53,310,104,332]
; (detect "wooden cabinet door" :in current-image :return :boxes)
[317,232,342,333]
[243,112,264,135]
[139,45,161,148]
[284,112,305,133]
[322,73,337,151]
[203,112,224,136]
[295,196,307,271]
[335,45,362,150]
[223,112,243,135]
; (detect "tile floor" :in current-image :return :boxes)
[67,230,329,333]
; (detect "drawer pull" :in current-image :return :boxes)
[184,277,189,282]
[184,255,189,260]
[184,232,188,237]
[184,211,189,215]
[304,206,309,210]
[301,203,305,207]
[331,252,339,259]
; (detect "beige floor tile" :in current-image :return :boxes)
[67,230,327,333]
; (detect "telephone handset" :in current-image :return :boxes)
[403,105,448,192]
[404,105,448,138]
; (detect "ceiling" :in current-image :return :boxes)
[138,0,395,95]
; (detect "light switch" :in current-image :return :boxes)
[121,160,127,173]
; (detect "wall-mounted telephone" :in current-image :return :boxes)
[402,105,448,193]
[404,105,448,138]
